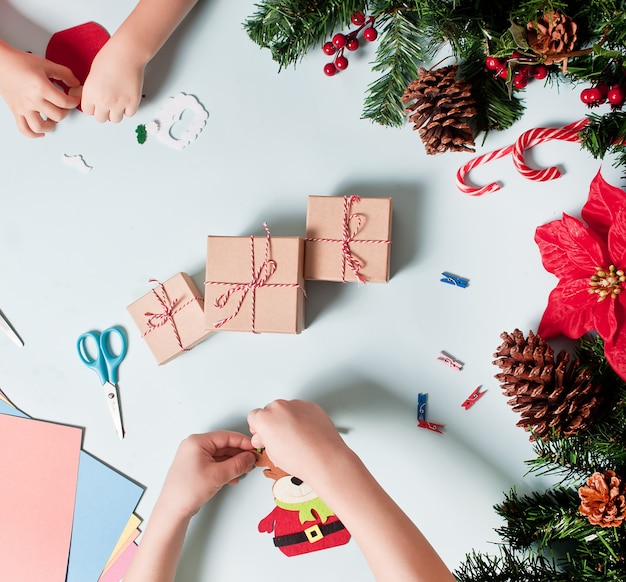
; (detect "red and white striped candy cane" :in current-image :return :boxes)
[512,118,589,181]
[455,142,514,196]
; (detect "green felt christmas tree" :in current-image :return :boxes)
[244,1,626,166]
[454,331,626,581]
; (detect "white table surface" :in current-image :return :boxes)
[1,1,622,580]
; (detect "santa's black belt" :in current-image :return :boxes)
[273,520,346,547]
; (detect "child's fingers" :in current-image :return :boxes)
[46,61,80,89]
[108,108,125,123]
[38,100,73,123]
[24,111,56,135]
[15,115,43,138]
[44,85,80,111]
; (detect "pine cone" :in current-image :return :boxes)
[402,65,477,155]
[493,329,604,440]
[579,470,626,527]
[526,11,578,65]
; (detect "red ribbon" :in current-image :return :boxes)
[142,278,202,352]
[205,223,305,332]
[306,195,391,283]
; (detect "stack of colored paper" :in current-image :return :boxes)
[0,389,144,582]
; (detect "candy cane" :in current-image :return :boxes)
[456,119,589,196]
[512,119,589,181]
[455,143,514,196]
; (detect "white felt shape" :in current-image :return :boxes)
[148,93,209,150]
[62,154,92,173]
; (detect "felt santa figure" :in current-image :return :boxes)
[255,450,351,557]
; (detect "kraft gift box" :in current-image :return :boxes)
[127,273,211,365]
[204,233,305,334]
[304,195,392,283]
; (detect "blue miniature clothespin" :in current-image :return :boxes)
[462,386,487,410]
[440,272,469,288]
[417,393,428,421]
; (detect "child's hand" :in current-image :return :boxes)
[80,38,145,123]
[247,399,351,485]
[158,431,256,519]
[0,42,80,138]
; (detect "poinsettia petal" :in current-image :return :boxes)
[538,279,598,338]
[604,298,626,381]
[590,292,618,342]
[535,214,609,279]
[582,169,626,240]
[608,207,626,267]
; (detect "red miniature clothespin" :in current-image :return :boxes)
[437,351,463,371]
[417,419,445,434]
[461,386,486,410]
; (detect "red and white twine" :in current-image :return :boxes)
[143,278,201,352]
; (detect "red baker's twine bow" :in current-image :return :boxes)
[305,195,391,283]
[206,223,305,332]
[456,118,589,196]
[143,278,203,352]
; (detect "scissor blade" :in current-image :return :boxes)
[103,381,125,440]
[0,309,23,347]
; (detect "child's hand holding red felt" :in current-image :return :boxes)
[0,40,80,138]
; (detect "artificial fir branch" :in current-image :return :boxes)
[362,9,427,126]
[579,111,626,171]
[245,0,626,166]
[454,547,564,582]
[244,0,366,69]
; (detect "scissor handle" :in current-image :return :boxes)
[77,331,108,384]
[99,327,127,385]
[77,327,128,385]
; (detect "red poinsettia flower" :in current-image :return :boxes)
[535,170,626,380]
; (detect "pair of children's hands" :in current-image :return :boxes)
[157,400,351,520]
[0,42,143,137]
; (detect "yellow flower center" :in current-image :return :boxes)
[589,265,626,301]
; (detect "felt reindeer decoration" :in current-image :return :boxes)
[254,449,351,557]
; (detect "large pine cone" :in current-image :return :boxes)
[526,10,578,65]
[493,329,603,440]
[402,65,477,155]
[579,470,626,527]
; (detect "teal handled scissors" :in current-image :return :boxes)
[77,327,127,439]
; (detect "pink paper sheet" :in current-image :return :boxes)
[98,541,138,582]
[0,415,82,582]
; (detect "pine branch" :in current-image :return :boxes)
[361,9,428,127]
[579,111,626,173]
[460,41,526,133]
[244,0,367,69]
[454,547,564,582]
[495,487,585,548]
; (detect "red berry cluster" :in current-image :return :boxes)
[323,12,378,76]
[485,53,548,90]
[580,82,626,109]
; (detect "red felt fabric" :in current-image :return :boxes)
[45,21,110,87]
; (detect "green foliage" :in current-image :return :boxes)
[455,335,626,581]
[244,0,626,167]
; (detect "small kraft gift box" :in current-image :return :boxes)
[127,273,211,365]
[304,195,392,283]
[204,224,305,333]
